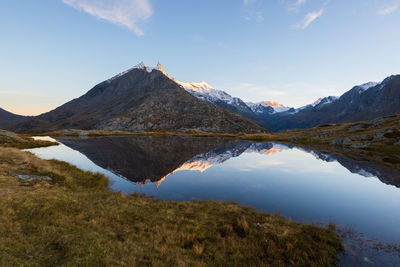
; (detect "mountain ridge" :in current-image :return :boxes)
[4,64,266,134]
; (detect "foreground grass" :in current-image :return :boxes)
[0,147,343,266]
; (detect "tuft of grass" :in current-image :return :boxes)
[0,147,343,266]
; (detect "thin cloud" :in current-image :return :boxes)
[296,8,324,29]
[242,0,264,22]
[379,4,399,15]
[289,0,307,11]
[62,0,153,36]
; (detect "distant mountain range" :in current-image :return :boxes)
[0,62,399,133]
[171,70,400,132]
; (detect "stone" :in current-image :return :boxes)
[351,142,372,149]
[347,124,366,133]
[373,131,386,141]
[351,135,370,141]
[15,175,52,182]
[371,117,384,127]
[330,137,352,145]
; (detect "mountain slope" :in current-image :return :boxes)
[175,80,264,125]
[259,75,400,131]
[0,108,28,130]
[12,63,266,134]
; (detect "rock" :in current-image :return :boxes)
[330,137,352,145]
[395,141,400,146]
[373,132,386,141]
[371,117,385,127]
[347,124,366,133]
[15,175,52,182]
[351,135,370,141]
[351,142,372,149]
[374,129,394,141]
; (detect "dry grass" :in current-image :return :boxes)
[0,130,57,149]
[0,147,343,266]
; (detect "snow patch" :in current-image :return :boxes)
[176,80,240,105]
[355,82,378,93]
[106,62,154,83]
[246,101,292,114]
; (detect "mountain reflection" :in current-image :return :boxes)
[57,136,400,188]
[57,136,268,184]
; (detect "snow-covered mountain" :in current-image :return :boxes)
[246,101,292,114]
[172,78,259,123]
[355,82,379,92]
[295,96,339,113]
[175,80,242,106]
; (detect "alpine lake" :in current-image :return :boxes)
[26,135,400,266]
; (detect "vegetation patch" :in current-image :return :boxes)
[0,130,57,149]
[0,147,343,266]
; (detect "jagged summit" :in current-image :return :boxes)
[107,62,167,83]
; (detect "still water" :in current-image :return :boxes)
[26,136,400,246]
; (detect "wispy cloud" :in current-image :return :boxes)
[62,0,153,36]
[379,3,399,15]
[295,8,324,29]
[289,0,307,11]
[242,0,264,22]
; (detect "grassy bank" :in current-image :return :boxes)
[0,142,343,266]
[0,129,57,149]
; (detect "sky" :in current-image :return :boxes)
[0,0,399,115]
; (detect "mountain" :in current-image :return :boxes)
[262,75,400,131]
[10,63,266,134]
[246,101,292,114]
[175,80,263,125]
[172,74,399,132]
[0,108,28,130]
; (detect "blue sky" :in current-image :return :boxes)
[0,0,399,115]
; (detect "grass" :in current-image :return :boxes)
[0,129,57,149]
[0,146,344,266]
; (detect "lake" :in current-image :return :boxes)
[26,135,400,265]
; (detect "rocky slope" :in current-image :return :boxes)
[0,108,28,130]
[9,63,266,134]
